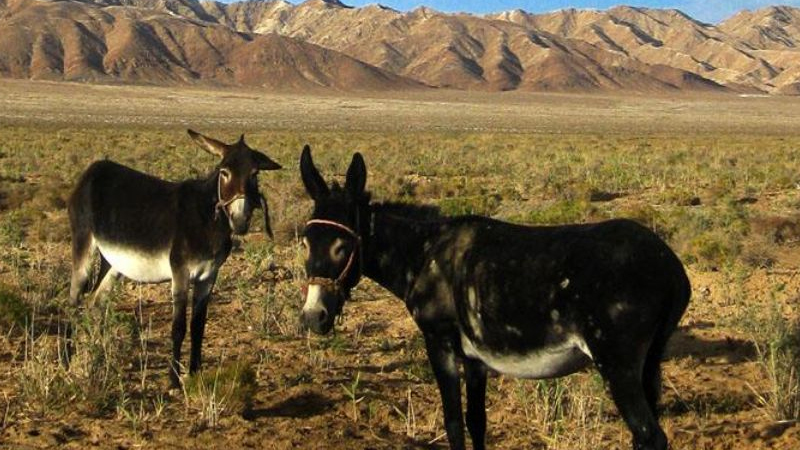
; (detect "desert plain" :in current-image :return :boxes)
[0,79,799,449]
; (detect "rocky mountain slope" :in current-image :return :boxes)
[2,0,799,93]
[0,0,420,89]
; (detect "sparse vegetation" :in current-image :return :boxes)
[512,375,610,449]
[740,293,800,422]
[1,84,799,448]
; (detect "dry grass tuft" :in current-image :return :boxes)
[183,360,257,430]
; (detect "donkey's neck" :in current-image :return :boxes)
[188,170,232,237]
[362,207,440,301]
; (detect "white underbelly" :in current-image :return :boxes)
[461,333,593,379]
[98,242,172,283]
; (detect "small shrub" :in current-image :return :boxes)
[751,215,800,245]
[683,232,742,271]
[69,298,135,416]
[184,360,257,429]
[0,285,30,332]
[439,193,502,217]
[619,204,675,240]
[526,199,595,225]
[746,300,800,421]
[0,210,31,247]
[17,320,76,417]
[512,374,609,449]
[741,234,777,269]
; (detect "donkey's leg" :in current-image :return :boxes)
[66,233,96,365]
[90,267,120,308]
[596,357,667,450]
[91,256,111,294]
[169,272,190,388]
[464,358,488,450]
[424,335,466,450]
[70,233,96,306]
[643,295,686,419]
[642,339,667,419]
[189,273,217,374]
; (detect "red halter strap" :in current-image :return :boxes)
[304,219,362,293]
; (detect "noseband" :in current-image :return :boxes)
[304,219,362,307]
[214,172,246,223]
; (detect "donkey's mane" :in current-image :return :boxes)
[371,201,442,222]
[327,183,441,222]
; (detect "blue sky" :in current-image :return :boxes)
[318,1,800,23]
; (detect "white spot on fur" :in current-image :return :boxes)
[189,259,217,282]
[560,278,570,289]
[97,241,171,283]
[550,309,560,322]
[379,254,392,266]
[302,285,325,315]
[594,329,603,339]
[461,333,592,379]
[443,355,458,376]
[505,325,523,337]
[467,287,483,340]
[609,302,628,320]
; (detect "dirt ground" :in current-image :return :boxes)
[0,80,799,449]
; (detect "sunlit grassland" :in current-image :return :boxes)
[3,125,800,269]
[1,89,800,448]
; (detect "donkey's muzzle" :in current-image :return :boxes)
[301,308,333,335]
[226,198,253,235]
[301,284,337,334]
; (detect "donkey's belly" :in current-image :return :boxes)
[97,241,172,283]
[461,334,593,379]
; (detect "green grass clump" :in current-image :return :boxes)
[184,360,257,428]
[525,199,596,226]
[0,285,30,331]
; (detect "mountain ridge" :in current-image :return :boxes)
[1,0,799,94]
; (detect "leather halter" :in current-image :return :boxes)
[214,171,245,223]
[304,219,362,299]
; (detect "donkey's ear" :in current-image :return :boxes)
[187,129,229,158]
[253,151,282,171]
[345,152,367,199]
[300,145,329,200]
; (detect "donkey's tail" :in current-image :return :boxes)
[643,263,691,418]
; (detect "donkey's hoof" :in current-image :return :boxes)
[634,429,667,450]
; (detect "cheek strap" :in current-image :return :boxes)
[215,173,246,222]
[303,219,362,319]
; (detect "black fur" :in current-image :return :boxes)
[299,146,690,450]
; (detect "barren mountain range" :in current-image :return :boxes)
[1,0,799,93]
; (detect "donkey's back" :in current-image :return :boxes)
[69,160,182,251]
[68,160,190,289]
[437,217,690,348]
